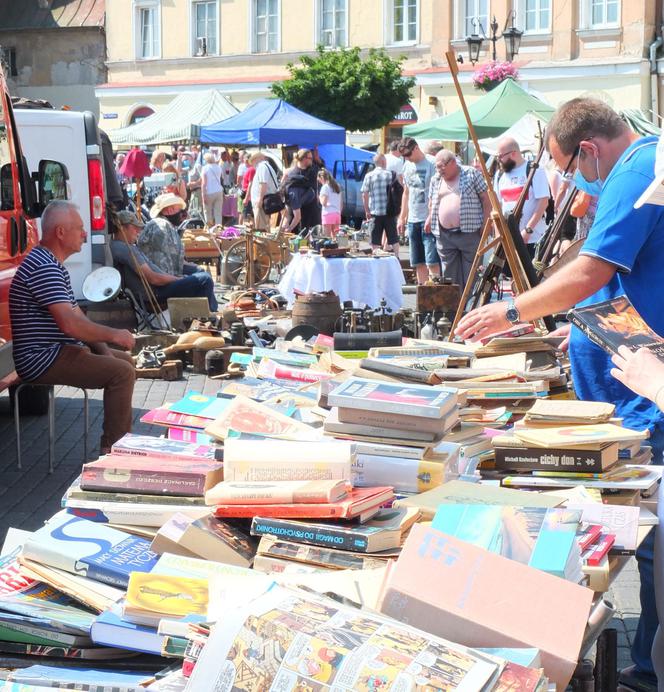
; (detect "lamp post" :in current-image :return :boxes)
[465,11,523,65]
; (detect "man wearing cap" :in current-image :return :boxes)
[9,200,136,453]
[112,211,218,311]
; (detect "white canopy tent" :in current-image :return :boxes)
[478,112,550,156]
[108,90,239,146]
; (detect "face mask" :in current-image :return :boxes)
[164,211,186,225]
[573,152,604,196]
[501,159,516,173]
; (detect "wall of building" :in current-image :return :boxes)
[0,27,106,115]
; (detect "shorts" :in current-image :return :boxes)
[370,215,399,245]
[322,212,341,225]
[408,221,439,266]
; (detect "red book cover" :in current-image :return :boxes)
[81,455,223,496]
[577,523,603,552]
[213,486,394,520]
[582,533,616,566]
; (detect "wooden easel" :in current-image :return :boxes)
[444,50,551,336]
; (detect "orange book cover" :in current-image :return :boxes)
[379,524,593,691]
[213,486,394,520]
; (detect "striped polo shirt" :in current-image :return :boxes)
[9,246,80,381]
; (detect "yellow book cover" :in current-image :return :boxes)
[125,572,208,618]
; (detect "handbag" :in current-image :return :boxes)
[261,164,285,214]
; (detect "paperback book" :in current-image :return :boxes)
[568,295,664,358]
[111,433,216,461]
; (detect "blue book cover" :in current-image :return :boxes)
[22,512,159,589]
[167,392,231,419]
[432,505,503,552]
[528,509,581,577]
[251,347,318,367]
[91,605,163,656]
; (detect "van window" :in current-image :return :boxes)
[0,96,14,211]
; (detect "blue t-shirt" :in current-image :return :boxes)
[571,136,664,458]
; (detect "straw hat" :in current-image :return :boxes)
[150,192,186,219]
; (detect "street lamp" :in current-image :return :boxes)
[464,12,523,65]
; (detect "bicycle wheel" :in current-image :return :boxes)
[222,240,272,286]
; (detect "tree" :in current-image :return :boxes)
[271,46,415,133]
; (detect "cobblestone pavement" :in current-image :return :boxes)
[0,368,641,674]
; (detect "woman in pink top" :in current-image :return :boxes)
[318,169,342,238]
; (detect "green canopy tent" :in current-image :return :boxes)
[403,78,555,141]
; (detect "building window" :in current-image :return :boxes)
[319,0,347,48]
[522,0,550,33]
[456,0,488,40]
[192,1,218,55]
[0,47,17,77]
[389,0,418,44]
[254,0,279,53]
[588,0,619,27]
[134,1,161,59]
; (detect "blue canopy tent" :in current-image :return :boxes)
[199,98,346,145]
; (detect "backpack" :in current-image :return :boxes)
[385,171,404,217]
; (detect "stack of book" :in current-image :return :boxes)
[61,433,224,528]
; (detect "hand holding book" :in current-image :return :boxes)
[610,345,664,409]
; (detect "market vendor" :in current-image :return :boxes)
[112,210,218,312]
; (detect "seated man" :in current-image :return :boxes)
[137,192,200,277]
[112,210,218,312]
[9,200,136,453]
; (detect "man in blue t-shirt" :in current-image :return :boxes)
[456,98,664,688]
[9,200,136,453]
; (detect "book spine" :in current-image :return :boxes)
[584,533,616,566]
[358,359,437,384]
[336,407,445,433]
[110,447,211,462]
[567,312,616,356]
[250,517,369,553]
[80,468,207,496]
[68,490,206,506]
[0,621,80,646]
[494,447,606,473]
[222,460,350,483]
[214,504,343,520]
[329,394,441,419]
[333,330,402,350]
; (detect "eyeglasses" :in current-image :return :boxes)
[561,143,581,177]
[497,150,516,161]
[437,159,455,168]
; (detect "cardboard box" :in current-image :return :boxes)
[379,524,593,690]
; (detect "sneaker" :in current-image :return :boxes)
[618,665,658,692]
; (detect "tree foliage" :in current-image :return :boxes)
[271,46,415,132]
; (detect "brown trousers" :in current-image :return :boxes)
[33,344,136,450]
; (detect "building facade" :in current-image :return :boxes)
[98,0,662,140]
[0,0,106,116]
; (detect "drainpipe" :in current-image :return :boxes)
[649,29,663,125]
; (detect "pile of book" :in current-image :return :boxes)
[0,326,657,690]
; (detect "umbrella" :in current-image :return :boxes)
[119,149,151,221]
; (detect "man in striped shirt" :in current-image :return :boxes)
[9,201,136,453]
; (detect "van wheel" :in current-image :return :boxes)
[9,385,50,416]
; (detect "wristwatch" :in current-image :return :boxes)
[525,226,534,234]
[505,300,521,324]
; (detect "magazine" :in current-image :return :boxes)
[184,586,500,691]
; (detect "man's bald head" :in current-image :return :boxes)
[496,136,523,171]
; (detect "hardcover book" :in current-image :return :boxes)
[80,455,224,496]
[352,453,447,494]
[212,486,394,521]
[565,502,640,554]
[524,399,615,424]
[379,524,594,690]
[21,512,159,589]
[91,603,163,656]
[327,377,458,419]
[63,499,211,528]
[568,295,664,358]
[336,405,458,434]
[323,408,440,444]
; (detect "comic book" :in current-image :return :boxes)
[183,586,500,692]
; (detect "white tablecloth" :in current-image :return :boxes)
[278,253,405,311]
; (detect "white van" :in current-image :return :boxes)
[13,108,112,299]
